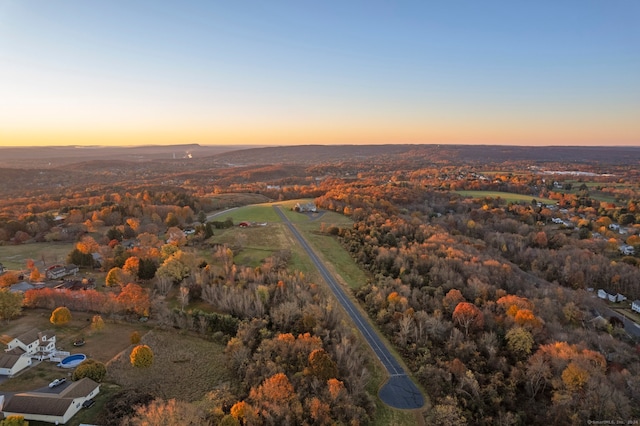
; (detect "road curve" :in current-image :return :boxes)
[273,206,425,410]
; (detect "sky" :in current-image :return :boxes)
[0,1,638,147]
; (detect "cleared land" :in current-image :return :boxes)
[0,242,75,270]
[455,190,556,204]
[208,200,365,286]
[106,329,230,402]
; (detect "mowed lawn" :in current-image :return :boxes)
[0,242,75,270]
[210,198,318,224]
[455,190,556,205]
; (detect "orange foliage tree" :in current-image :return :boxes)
[117,283,150,316]
[248,373,302,424]
[306,348,338,381]
[443,289,465,312]
[130,344,154,368]
[496,295,533,313]
[0,272,19,288]
[50,306,72,325]
[514,309,543,329]
[230,400,259,424]
[452,302,484,336]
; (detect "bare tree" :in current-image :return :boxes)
[155,276,173,296]
[179,286,190,312]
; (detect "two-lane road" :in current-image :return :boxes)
[274,206,425,410]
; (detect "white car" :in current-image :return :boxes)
[48,378,67,388]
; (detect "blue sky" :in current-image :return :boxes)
[0,0,638,146]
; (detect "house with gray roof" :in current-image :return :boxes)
[0,348,32,377]
[8,281,36,293]
[0,377,100,424]
[1,328,69,377]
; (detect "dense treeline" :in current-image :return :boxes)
[2,147,639,425]
[317,182,639,425]
[136,248,375,425]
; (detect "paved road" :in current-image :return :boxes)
[600,307,640,339]
[273,206,425,410]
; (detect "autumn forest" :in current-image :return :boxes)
[0,144,639,426]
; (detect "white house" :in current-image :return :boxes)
[295,202,317,213]
[619,245,635,256]
[1,377,100,424]
[1,329,68,377]
[597,289,626,303]
[632,300,640,314]
[6,329,56,357]
[45,264,79,280]
[0,349,32,377]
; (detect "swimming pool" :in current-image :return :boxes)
[58,353,86,368]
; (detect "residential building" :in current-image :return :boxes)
[45,264,79,280]
[0,377,100,424]
[619,245,635,256]
[295,202,317,213]
[597,289,627,303]
[1,329,69,376]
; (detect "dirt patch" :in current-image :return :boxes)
[106,329,231,402]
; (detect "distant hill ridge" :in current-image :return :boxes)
[1,144,639,169]
[207,144,640,166]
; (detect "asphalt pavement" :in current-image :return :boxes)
[273,206,425,410]
[601,307,640,339]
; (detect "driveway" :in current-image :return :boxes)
[273,206,425,410]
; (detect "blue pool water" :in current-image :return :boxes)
[59,353,86,368]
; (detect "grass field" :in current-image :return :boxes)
[106,329,230,402]
[455,190,555,205]
[0,242,75,270]
[209,201,363,285]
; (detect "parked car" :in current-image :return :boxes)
[82,399,96,408]
[48,377,66,388]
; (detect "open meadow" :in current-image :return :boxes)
[106,329,231,402]
[0,242,75,270]
[455,190,556,204]
[208,200,364,285]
